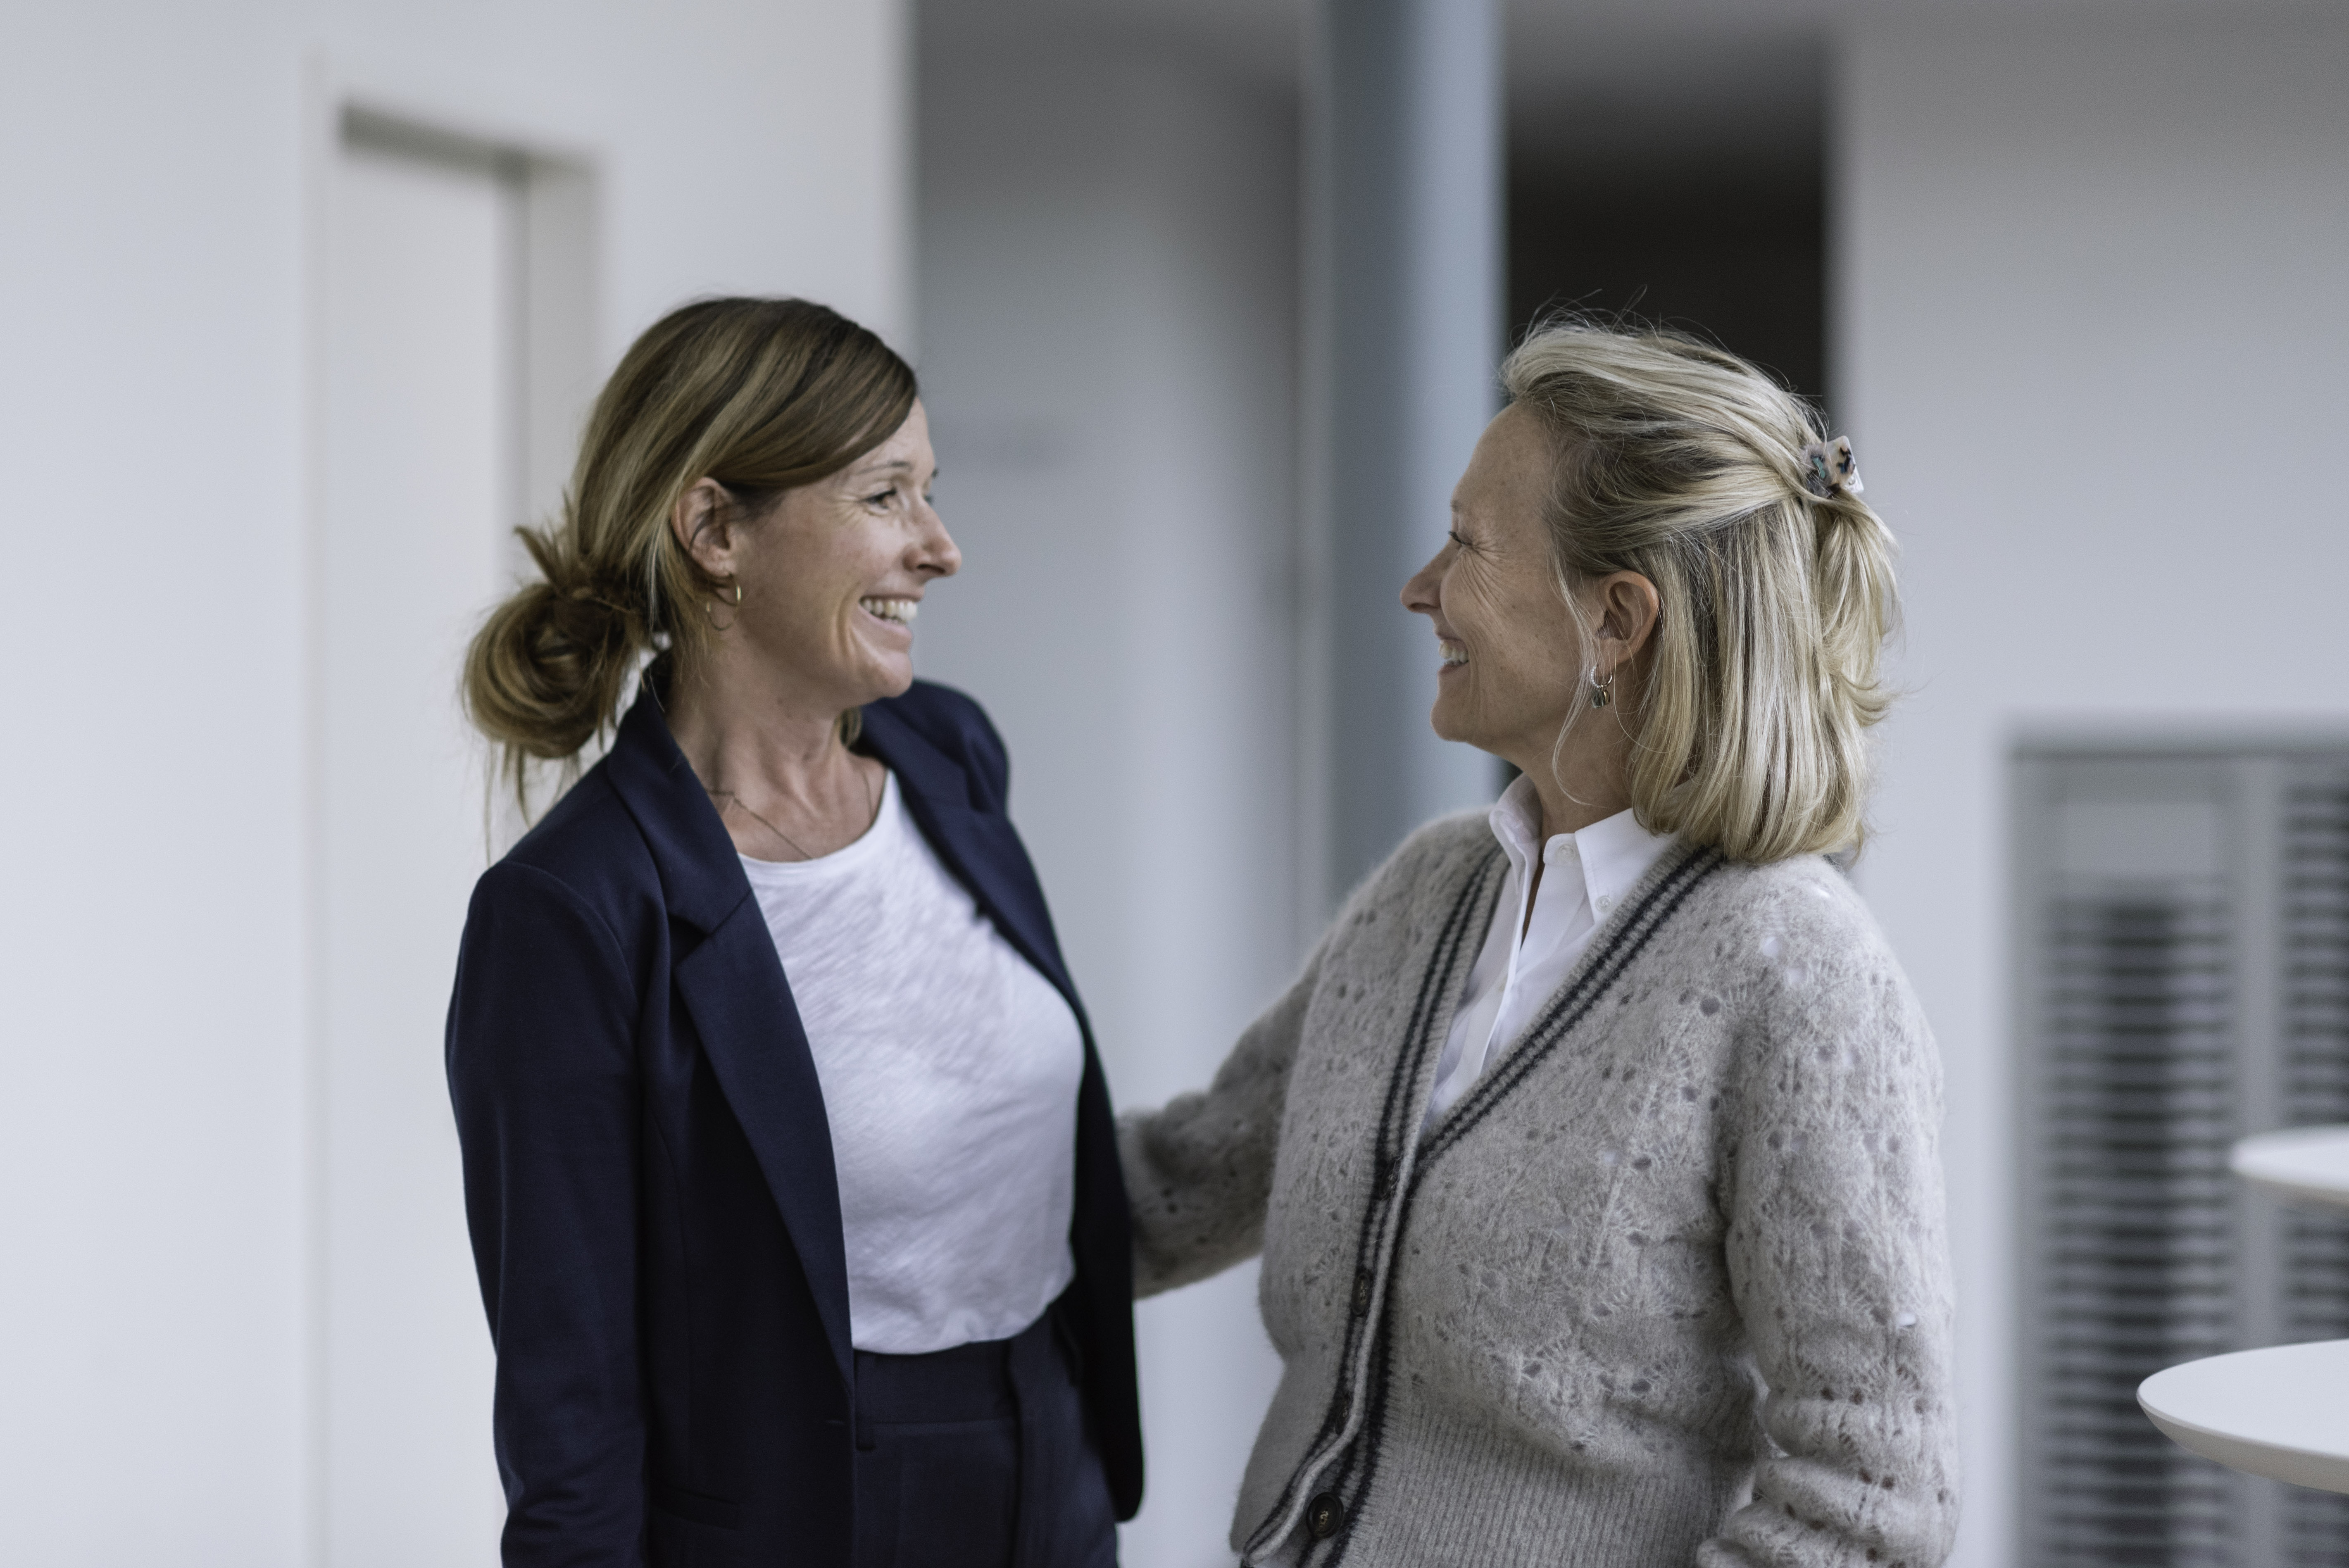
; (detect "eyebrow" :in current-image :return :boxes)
[848,459,918,484]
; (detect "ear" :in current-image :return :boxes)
[668,479,739,581]
[1592,571,1661,673]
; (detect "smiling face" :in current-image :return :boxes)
[715,401,958,714]
[1401,402,1588,767]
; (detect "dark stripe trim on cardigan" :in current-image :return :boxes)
[1241,845,1504,1563]
[1304,842,1728,1568]
[1425,844,1729,1166]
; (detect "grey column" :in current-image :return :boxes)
[1303,0,1503,918]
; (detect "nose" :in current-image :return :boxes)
[1401,543,1446,619]
[914,495,961,578]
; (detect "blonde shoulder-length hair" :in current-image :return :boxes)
[1502,320,1897,864]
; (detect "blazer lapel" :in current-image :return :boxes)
[672,911,855,1387]
[919,804,1077,1002]
[859,709,1082,1012]
[602,685,855,1388]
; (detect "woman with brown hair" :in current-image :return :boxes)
[446,297,1139,1568]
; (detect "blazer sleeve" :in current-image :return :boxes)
[446,859,647,1568]
[1700,917,1961,1568]
[1117,936,1326,1297]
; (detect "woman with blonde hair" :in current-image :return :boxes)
[1124,321,1957,1566]
[446,297,1139,1568]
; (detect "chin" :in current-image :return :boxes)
[1428,693,1480,747]
[861,658,917,702]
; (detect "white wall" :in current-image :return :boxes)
[0,2,905,1561]
[914,25,1301,1567]
[1840,14,2349,1566]
[319,142,521,1564]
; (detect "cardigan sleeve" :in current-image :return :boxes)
[1117,938,1326,1297]
[1700,909,1961,1568]
[446,859,647,1568]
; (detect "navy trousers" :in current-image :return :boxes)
[851,1306,1120,1568]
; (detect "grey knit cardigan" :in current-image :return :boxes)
[1120,813,1959,1567]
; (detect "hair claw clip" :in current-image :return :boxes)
[1801,436,1864,499]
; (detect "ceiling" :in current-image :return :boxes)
[919,0,2319,174]
[920,0,1826,171]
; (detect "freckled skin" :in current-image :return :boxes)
[663,402,960,860]
[1401,404,1584,766]
[726,402,959,718]
[1399,403,1659,840]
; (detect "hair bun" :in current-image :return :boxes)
[463,525,643,764]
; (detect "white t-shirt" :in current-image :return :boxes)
[738,772,1083,1354]
[1423,779,1678,1131]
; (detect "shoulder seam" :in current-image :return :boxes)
[483,858,635,994]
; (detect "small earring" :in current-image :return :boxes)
[1589,670,1615,709]
[704,579,741,628]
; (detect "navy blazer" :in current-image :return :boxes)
[446,677,1142,1568]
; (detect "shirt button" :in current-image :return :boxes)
[1595,894,1615,912]
[1307,1492,1345,1540]
[1351,1270,1373,1314]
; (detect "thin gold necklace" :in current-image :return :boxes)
[709,760,880,862]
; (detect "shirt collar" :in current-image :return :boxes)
[1569,802,1679,916]
[1486,774,1547,874]
[1486,774,1678,914]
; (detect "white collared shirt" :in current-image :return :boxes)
[1421,778,1678,1130]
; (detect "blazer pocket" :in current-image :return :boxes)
[651,1479,743,1530]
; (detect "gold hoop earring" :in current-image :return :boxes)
[705,579,740,628]
[1589,669,1616,709]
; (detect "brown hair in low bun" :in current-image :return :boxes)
[463,297,918,798]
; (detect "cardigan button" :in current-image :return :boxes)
[1351,1271,1373,1314]
[1372,1169,1395,1202]
[1307,1491,1345,1540]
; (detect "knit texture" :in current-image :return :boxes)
[1121,814,1959,1567]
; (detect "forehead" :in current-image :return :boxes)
[1458,403,1554,503]
[839,403,933,478]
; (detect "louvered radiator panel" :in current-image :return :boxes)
[2280,769,2349,1568]
[2021,751,2349,1568]
[2036,892,2238,1567]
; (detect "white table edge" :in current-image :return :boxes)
[2230,1173,2349,1208]
[2139,1365,2349,1495]
[2229,1126,2349,1208]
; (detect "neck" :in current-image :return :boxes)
[1522,768,1632,841]
[1502,715,1635,841]
[663,651,857,806]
